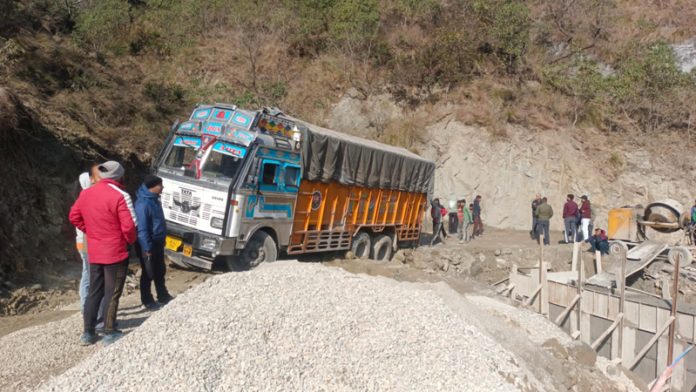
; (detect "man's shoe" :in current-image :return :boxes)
[102,331,124,346]
[157,295,175,305]
[143,302,161,310]
[80,332,98,346]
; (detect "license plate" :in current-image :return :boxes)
[183,245,193,257]
[165,236,182,251]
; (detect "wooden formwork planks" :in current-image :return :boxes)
[628,316,675,370]
[677,313,695,342]
[640,304,658,333]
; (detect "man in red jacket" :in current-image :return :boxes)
[562,194,579,243]
[69,161,137,346]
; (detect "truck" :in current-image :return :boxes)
[153,104,435,270]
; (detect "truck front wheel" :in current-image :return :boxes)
[227,231,277,271]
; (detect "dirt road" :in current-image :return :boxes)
[0,265,210,338]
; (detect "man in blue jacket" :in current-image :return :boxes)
[135,175,173,309]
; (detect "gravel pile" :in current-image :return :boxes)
[0,297,159,391]
[37,261,543,391]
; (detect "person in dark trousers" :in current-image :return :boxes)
[69,161,137,346]
[588,228,609,254]
[135,175,174,309]
[530,194,541,240]
[457,199,473,243]
[472,195,483,238]
[562,194,579,244]
[430,198,447,245]
[535,197,553,246]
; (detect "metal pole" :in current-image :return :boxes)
[618,248,627,360]
[667,253,681,365]
[577,246,584,336]
[539,233,544,313]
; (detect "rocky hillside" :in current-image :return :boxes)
[1,0,696,281]
[328,91,696,231]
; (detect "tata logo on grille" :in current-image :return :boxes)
[174,199,201,214]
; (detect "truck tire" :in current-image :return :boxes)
[371,234,392,262]
[351,232,371,259]
[227,231,277,271]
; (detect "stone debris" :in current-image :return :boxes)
[36,261,545,392]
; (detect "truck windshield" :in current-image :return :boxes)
[164,145,198,170]
[201,151,244,181]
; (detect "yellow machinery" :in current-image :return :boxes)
[607,207,640,242]
[607,200,694,264]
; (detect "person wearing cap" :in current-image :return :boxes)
[580,195,592,242]
[135,174,173,309]
[69,161,137,346]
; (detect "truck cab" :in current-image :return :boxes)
[154,104,301,270]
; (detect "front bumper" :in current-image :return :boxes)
[166,221,238,257]
[165,249,214,270]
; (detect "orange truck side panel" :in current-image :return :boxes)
[287,180,426,254]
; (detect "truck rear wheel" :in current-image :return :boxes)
[371,234,392,262]
[351,232,371,259]
[227,231,277,271]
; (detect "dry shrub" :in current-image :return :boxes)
[378,111,431,152]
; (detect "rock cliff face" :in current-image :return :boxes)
[327,93,696,232]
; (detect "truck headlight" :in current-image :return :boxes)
[210,217,224,229]
[201,238,217,251]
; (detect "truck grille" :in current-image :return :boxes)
[162,191,210,227]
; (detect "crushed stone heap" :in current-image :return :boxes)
[37,261,542,391]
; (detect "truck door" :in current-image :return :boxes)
[238,155,300,250]
[281,163,301,193]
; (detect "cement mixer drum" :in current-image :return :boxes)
[642,199,684,233]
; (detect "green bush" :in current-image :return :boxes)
[328,0,380,56]
[74,0,131,52]
[492,2,531,70]
[473,0,531,72]
[286,0,336,56]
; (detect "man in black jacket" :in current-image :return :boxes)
[430,198,447,245]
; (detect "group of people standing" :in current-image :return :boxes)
[69,161,172,346]
[530,193,608,253]
[430,195,483,245]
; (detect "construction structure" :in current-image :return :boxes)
[500,234,696,391]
